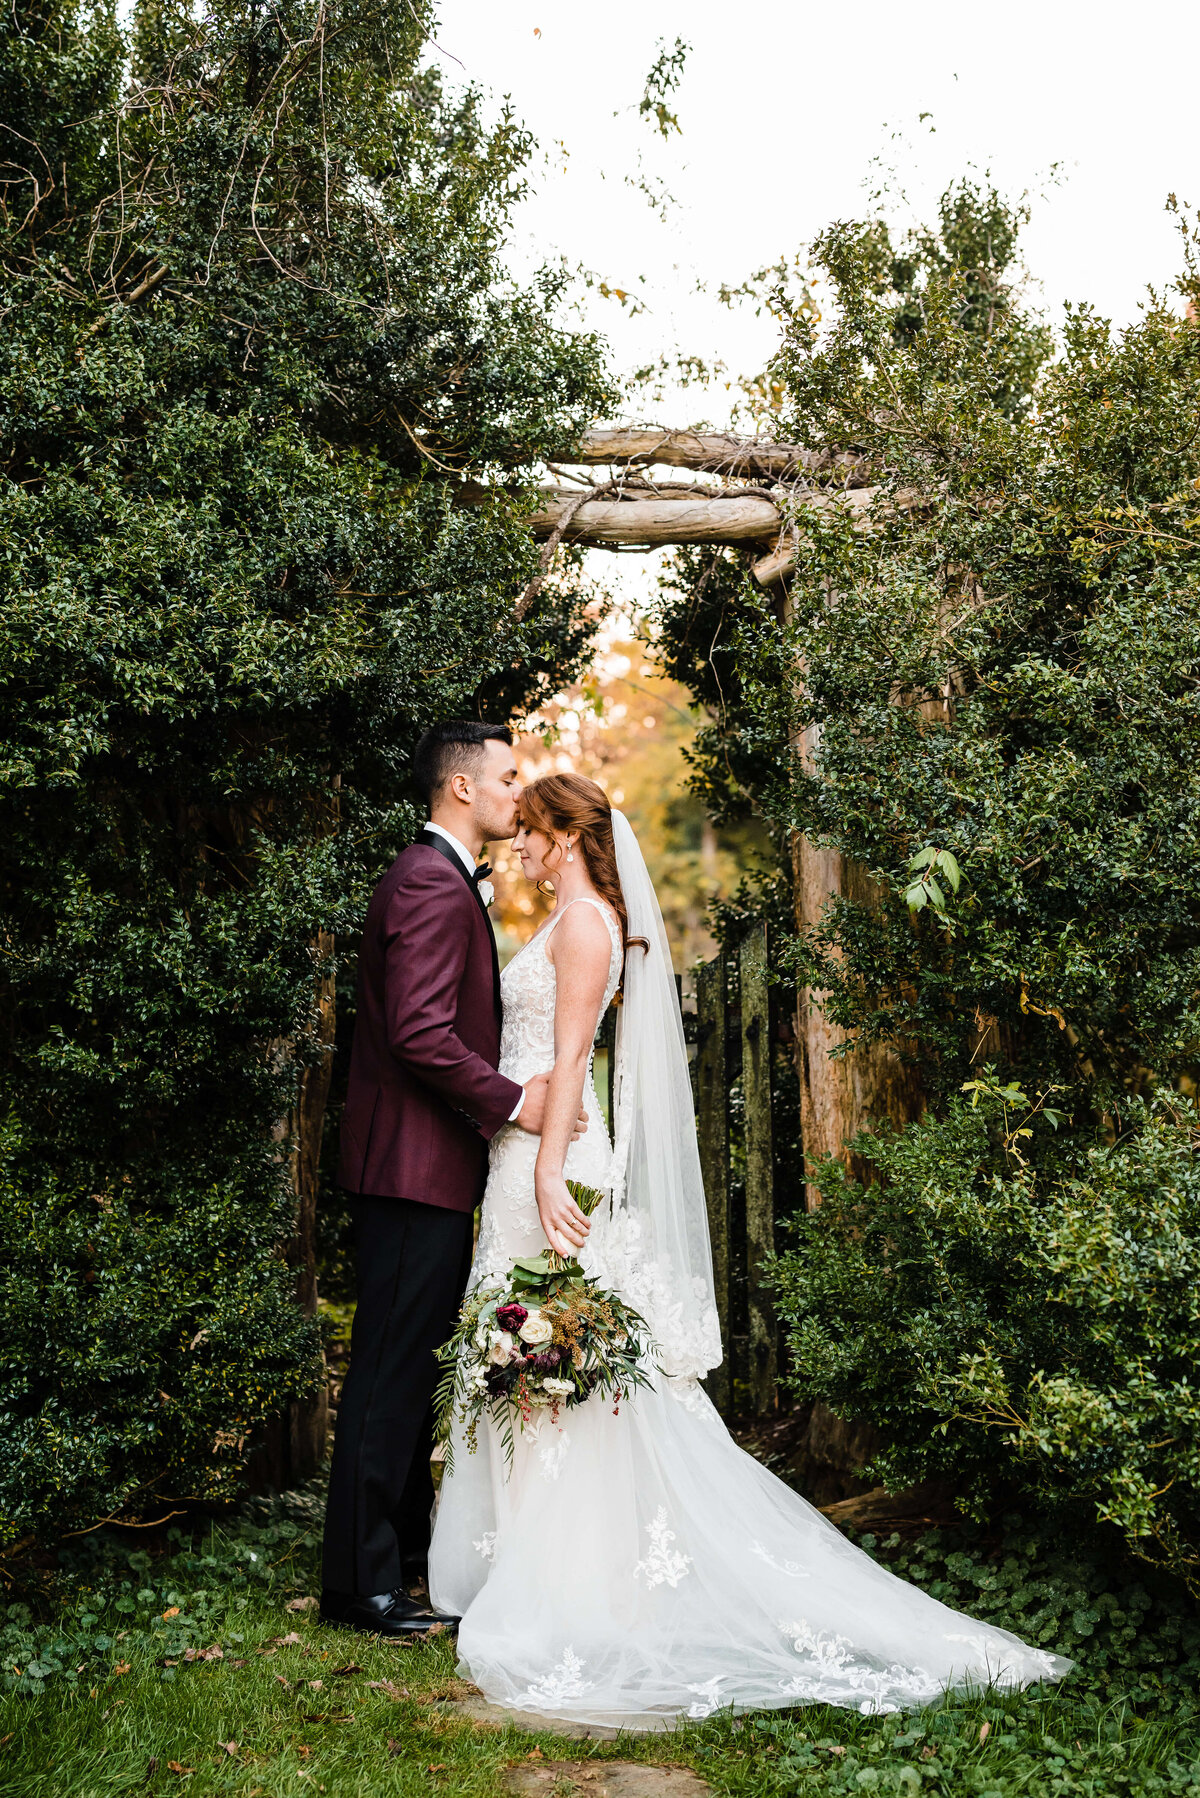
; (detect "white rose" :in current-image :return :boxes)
[477,879,495,908]
[542,1377,574,1396]
[518,1311,553,1345]
[487,1330,515,1366]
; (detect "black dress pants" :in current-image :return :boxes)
[322,1193,474,1598]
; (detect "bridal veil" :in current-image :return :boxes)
[606,809,721,1382]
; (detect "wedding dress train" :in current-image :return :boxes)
[428,888,1071,1726]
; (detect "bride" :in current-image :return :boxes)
[428,771,1071,1726]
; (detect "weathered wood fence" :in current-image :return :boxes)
[596,921,778,1420]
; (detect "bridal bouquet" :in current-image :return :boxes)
[434,1181,654,1471]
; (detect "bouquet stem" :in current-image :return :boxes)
[547,1179,608,1272]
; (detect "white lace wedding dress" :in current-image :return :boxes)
[428,894,1071,1727]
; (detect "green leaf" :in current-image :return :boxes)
[935,850,962,892]
[512,1255,553,1278]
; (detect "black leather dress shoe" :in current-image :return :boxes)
[319,1587,460,1637]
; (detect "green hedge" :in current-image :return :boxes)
[656,185,1200,1563]
[0,1119,324,1530]
[771,1093,1200,1589]
[0,0,609,1539]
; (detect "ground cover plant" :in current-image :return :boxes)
[3,1481,1200,1796]
[0,0,609,1541]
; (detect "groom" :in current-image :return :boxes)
[321,720,581,1637]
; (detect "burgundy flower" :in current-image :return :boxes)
[496,1303,528,1333]
[526,1347,564,1372]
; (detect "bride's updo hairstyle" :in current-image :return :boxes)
[518,773,647,962]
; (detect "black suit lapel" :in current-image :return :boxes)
[417,830,503,1023]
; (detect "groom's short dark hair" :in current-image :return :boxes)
[412,720,514,806]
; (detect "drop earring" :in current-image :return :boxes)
[566,846,575,863]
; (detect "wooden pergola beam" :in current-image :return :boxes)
[528,489,783,548]
[526,482,879,575]
[570,427,870,486]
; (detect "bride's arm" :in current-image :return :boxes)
[535,903,614,1258]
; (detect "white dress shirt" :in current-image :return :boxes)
[423,819,477,874]
[423,821,523,1124]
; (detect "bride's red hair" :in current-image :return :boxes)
[518,773,645,961]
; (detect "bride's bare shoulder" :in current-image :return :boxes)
[546,897,614,972]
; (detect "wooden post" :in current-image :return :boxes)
[740,924,776,1413]
[695,955,731,1415]
[250,930,336,1493]
[789,714,923,1208]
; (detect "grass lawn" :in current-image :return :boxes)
[3,1481,1200,1797]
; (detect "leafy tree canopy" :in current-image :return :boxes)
[659,183,1200,1122]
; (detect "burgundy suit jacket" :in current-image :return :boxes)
[336,834,523,1211]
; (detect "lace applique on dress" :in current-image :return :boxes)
[580,1208,720,1383]
[472,1205,507,1287]
[496,897,622,1093]
[686,1677,727,1719]
[777,1619,940,1713]
[634,1507,692,1589]
[516,1646,591,1707]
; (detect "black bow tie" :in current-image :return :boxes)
[472,862,493,883]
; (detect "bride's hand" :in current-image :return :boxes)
[535,1171,591,1258]
[515,1072,589,1141]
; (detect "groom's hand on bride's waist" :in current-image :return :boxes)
[513,1071,588,1140]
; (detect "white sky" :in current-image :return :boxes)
[440,0,1200,431]
[439,0,1200,622]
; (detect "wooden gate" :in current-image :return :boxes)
[595,921,778,1419]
